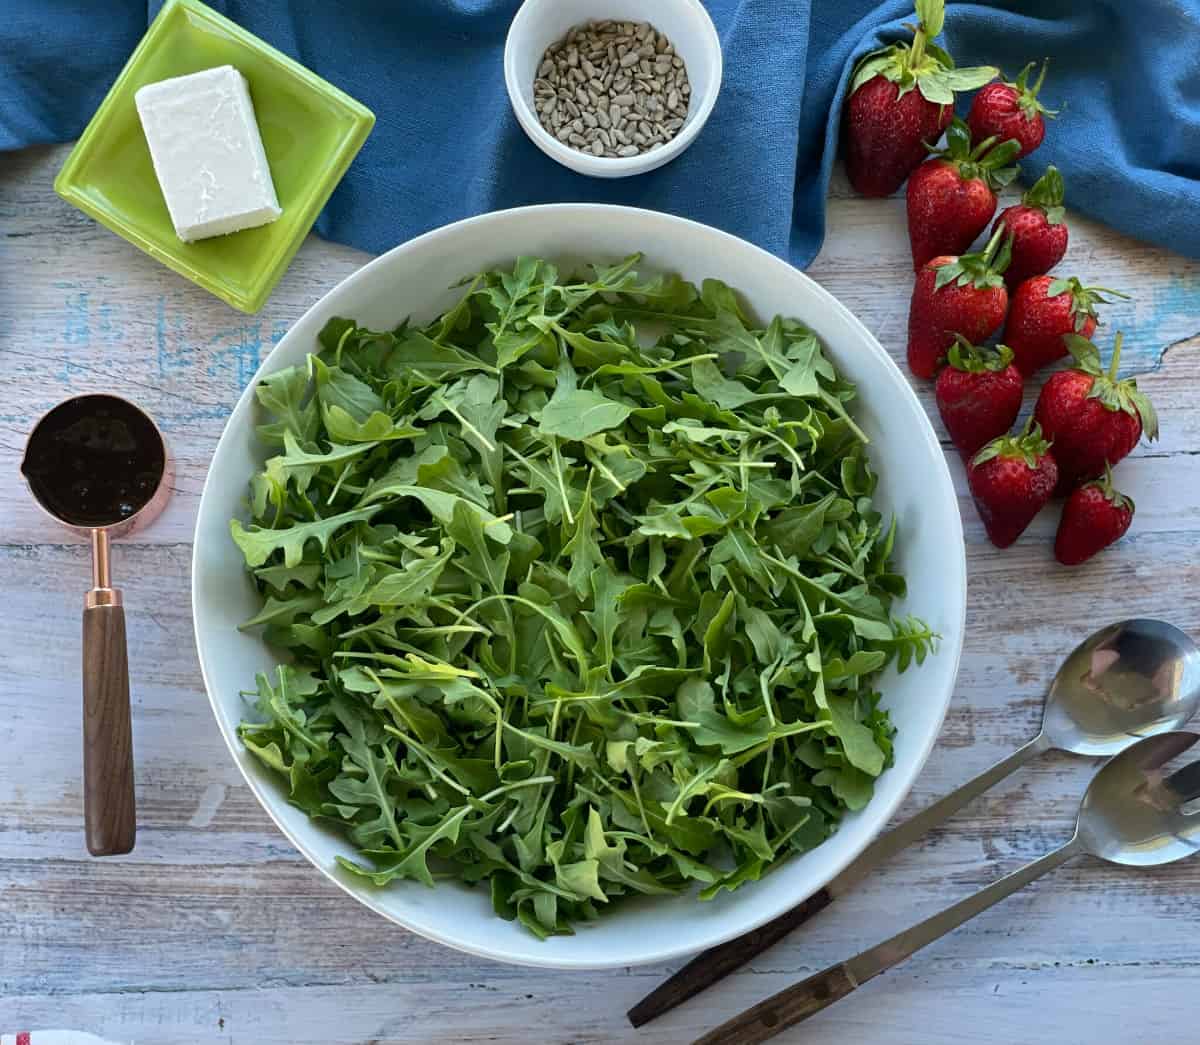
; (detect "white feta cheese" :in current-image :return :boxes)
[135,65,281,243]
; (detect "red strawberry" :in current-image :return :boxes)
[1034,332,1158,489]
[845,78,953,198]
[907,118,1021,270]
[967,420,1058,548]
[994,166,1069,288]
[844,0,997,197]
[1004,276,1127,377]
[907,225,1012,379]
[1054,465,1134,565]
[935,337,1023,458]
[966,60,1057,159]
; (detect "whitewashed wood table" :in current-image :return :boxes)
[2,144,1198,1045]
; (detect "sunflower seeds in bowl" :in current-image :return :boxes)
[533,20,691,159]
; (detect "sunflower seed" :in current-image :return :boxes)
[533,19,692,159]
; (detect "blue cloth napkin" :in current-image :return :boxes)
[5,0,1200,269]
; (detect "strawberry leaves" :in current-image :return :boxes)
[1013,60,1058,120]
[914,0,945,36]
[849,0,997,102]
[1064,331,1160,438]
[1022,165,1066,224]
[933,224,1012,290]
[1085,463,1135,513]
[947,336,1014,373]
[1048,278,1128,332]
[933,118,1021,190]
[972,418,1052,469]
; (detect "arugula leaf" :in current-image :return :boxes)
[231,506,381,567]
[538,360,633,440]
[255,364,318,446]
[312,356,384,422]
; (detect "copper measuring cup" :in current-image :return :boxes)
[19,394,172,856]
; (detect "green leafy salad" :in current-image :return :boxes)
[231,255,934,938]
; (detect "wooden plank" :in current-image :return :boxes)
[3,966,1195,1044]
[3,141,1199,1044]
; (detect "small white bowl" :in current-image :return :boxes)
[504,0,722,178]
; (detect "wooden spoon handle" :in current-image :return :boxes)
[693,964,858,1045]
[628,888,834,1028]
[82,598,136,856]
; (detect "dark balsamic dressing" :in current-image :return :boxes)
[21,395,165,527]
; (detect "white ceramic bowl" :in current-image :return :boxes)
[193,205,966,969]
[504,0,722,178]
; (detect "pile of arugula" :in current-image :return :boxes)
[231,255,935,937]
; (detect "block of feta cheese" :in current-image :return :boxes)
[134,65,281,243]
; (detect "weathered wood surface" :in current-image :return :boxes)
[1,143,1197,1044]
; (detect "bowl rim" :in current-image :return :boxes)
[503,0,723,178]
[192,203,966,968]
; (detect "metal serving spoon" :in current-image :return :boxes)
[629,619,1200,1027]
[697,730,1200,1045]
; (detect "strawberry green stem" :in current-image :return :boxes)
[980,224,1006,266]
[906,0,944,71]
[970,134,999,161]
[1108,332,1124,380]
[908,25,926,68]
[1030,60,1048,97]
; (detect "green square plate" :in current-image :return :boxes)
[54,0,374,313]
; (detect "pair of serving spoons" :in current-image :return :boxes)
[630,619,1200,1043]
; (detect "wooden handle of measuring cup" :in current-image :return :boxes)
[82,590,136,856]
